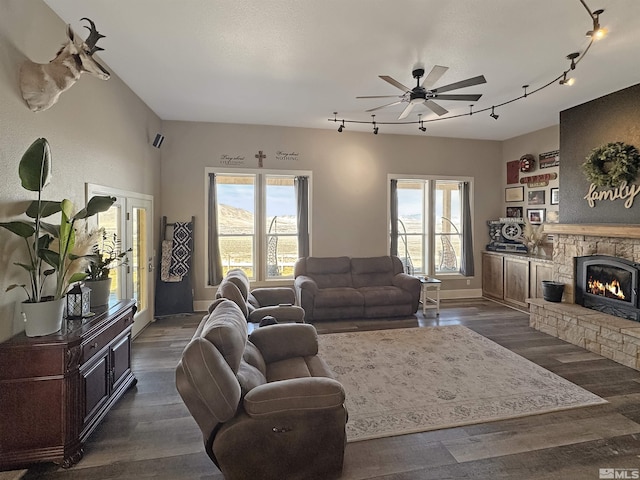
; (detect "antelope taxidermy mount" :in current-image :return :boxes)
[20,18,110,112]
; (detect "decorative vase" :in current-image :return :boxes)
[86,278,112,307]
[22,297,65,337]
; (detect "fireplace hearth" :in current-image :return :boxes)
[575,255,640,322]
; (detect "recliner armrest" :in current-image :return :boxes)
[294,275,318,294]
[392,272,420,292]
[249,323,318,363]
[244,377,345,417]
[251,287,296,306]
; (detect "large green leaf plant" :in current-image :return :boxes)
[0,138,115,302]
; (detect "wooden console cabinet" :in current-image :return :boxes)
[482,252,552,308]
[0,300,137,470]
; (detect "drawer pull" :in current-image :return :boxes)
[90,342,98,349]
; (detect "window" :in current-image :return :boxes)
[211,170,310,281]
[392,177,471,276]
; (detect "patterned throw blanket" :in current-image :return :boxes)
[161,222,192,282]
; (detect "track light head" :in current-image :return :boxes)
[373,126,379,135]
[338,124,344,132]
[587,9,607,39]
[490,107,499,120]
[559,72,575,86]
[567,52,580,70]
[419,125,426,132]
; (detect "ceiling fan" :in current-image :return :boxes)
[357,65,487,120]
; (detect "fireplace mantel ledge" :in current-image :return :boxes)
[545,224,640,239]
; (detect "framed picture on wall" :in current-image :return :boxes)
[505,186,524,202]
[506,206,523,218]
[527,190,545,205]
[551,187,559,205]
[539,150,560,168]
[527,208,545,224]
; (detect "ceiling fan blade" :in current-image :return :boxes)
[398,102,416,120]
[422,65,449,89]
[365,101,404,112]
[432,75,487,94]
[423,100,448,116]
[432,93,483,102]
[379,75,411,93]
[356,95,404,99]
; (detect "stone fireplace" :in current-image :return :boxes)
[528,224,640,371]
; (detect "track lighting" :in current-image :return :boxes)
[418,114,426,132]
[567,52,580,70]
[328,0,607,134]
[559,72,575,86]
[587,8,607,39]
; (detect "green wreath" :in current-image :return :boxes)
[581,141,640,188]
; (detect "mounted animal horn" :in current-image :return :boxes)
[19,17,110,112]
[80,17,106,54]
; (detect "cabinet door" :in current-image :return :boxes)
[482,253,504,299]
[82,353,110,426]
[111,333,131,391]
[503,257,530,308]
[530,262,553,298]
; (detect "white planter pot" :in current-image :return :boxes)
[22,297,65,337]
[87,278,112,307]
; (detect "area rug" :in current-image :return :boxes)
[317,326,607,442]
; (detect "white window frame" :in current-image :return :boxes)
[205,167,312,286]
[388,174,473,278]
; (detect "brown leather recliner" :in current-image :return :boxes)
[176,298,347,480]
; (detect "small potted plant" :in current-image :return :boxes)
[0,138,115,336]
[86,229,130,307]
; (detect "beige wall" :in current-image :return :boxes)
[501,125,560,222]
[161,121,504,304]
[0,1,162,341]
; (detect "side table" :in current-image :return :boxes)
[418,277,441,316]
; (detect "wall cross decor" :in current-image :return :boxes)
[255,150,266,168]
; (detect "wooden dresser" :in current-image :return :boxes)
[0,299,137,469]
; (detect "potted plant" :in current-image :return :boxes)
[0,138,115,336]
[86,229,130,307]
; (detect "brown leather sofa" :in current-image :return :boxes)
[176,298,347,480]
[294,255,421,322]
[217,268,305,323]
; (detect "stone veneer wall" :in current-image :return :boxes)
[552,234,640,303]
[529,231,640,371]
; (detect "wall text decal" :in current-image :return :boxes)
[219,154,245,166]
[276,151,300,162]
[584,181,640,209]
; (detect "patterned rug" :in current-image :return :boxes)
[317,326,607,442]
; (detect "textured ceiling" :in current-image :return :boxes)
[43,0,640,140]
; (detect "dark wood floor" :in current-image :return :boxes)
[11,299,640,480]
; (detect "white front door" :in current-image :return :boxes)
[126,197,153,337]
[87,184,154,337]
